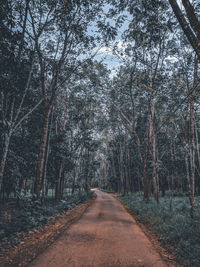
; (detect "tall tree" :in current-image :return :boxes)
[25,0,104,199]
[168,0,200,59]
[0,0,42,193]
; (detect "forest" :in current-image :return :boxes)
[1,0,200,266]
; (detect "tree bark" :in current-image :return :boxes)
[34,105,52,198]
[188,58,197,218]
[189,95,195,218]
[55,163,63,200]
[72,168,76,194]
[182,0,200,39]
[42,109,53,202]
[195,120,200,170]
[149,74,159,203]
[143,157,151,200]
[0,132,11,193]
[168,0,200,59]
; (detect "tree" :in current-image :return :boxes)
[168,0,200,59]
[24,0,105,199]
[0,0,42,194]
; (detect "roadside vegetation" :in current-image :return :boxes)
[1,0,200,265]
[0,190,93,246]
[120,192,200,267]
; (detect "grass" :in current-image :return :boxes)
[0,190,93,244]
[8,187,74,200]
[119,192,200,267]
[100,188,116,193]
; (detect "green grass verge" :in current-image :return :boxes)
[0,190,93,245]
[99,188,115,193]
[119,193,200,267]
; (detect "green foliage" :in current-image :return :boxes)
[0,191,93,242]
[120,193,200,266]
[1,1,200,264]
[100,188,115,193]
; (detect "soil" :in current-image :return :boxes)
[0,190,180,267]
[114,194,180,267]
[28,189,171,267]
[0,197,94,267]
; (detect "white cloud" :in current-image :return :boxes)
[98,46,114,56]
[98,40,130,58]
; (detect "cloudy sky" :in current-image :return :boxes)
[92,1,184,75]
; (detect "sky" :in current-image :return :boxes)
[92,1,185,76]
[87,4,130,76]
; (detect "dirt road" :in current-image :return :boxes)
[29,189,167,267]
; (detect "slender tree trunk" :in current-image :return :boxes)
[85,150,89,192]
[184,142,190,184]
[72,168,76,194]
[195,120,200,168]
[143,154,151,200]
[127,140,133,192]
[182,0,200,39]
[105,162,109,188]
[125,132,130,193]
[34,105,52,199]
[24,179,28,195]
[0,132,11,193]
[119,142,125,195]
[42,109,53,203]
[45,183,49,196]
[189,99,195,218]
[149,76,159,203]
[110,148,117,189]
[168,0,200,59]
[187,58,197,218]
[55,163,63,200]
[152,124,159,203]
[169,174,174,211]
[61,171,65,198]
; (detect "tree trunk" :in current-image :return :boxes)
[110,148,117,191]
[151,118,159,203]
[45,183,49,196]
[143,157,151,200]
[168,0,200,59]
[187,58,197,218]
[169,174,174,211]
[195,120,200,168]
[149,77,159,203]
[72,168,76,194]
[42,109,53,203]
[184,143,190,185]
[119,142,125,195]
[55,163,63,200]
[182,0,200,39]
[34,105,52,199]
[125,132,130,193]
[189,99,195,218]
[0,132,11,193]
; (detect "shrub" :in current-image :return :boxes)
[119,194,200,267]
[0,190,93,241]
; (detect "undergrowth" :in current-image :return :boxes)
[100,188,115,193]
[119,193,200,267]
[0,190,93,245]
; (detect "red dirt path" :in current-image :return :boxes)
[29,189,167,267]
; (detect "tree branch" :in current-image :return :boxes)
[168,0,200,59]
[13,99,43,131]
